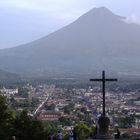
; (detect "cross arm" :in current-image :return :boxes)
[105,79,118,81]
[90,79,118,82]
[90,79,103,81]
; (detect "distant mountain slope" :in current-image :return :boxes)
[0,7,140,78]
[0,69,20,82]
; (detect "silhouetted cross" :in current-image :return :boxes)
[90,71,117,116]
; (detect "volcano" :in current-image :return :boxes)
[0,7,140,78]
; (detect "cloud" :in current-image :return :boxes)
[125,14,140,25]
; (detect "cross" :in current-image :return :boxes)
[90,71,117,116]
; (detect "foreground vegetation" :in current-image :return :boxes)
[0,95,94,140]
[0,95,55,140]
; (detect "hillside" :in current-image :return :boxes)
[0,7,140,78]
[0,69,20,83]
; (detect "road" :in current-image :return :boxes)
[33,95,51,117]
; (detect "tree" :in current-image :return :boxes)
[0,96,15,140]
[42,121,57,139]
[64,103,74,115]
[18,87,28,98]
[74,123,91,140]
[0,95,57,140]
[118,116,135,128]
[59,117,72,126]
[13,110,44,140]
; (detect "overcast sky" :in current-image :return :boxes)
[0,0,140,49]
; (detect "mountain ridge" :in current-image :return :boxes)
[0,7,140,78]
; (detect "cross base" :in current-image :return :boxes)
[97,116,112,139]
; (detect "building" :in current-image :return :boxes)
[37,111,62,121]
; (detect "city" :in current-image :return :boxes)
[0,81,140,139]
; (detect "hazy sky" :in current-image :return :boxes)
[0,0,140,49]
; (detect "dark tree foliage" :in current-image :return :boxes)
[0,95,57,140]
[64,103,74,115]
[13,110,45,140]
[74,123,91,140]
[59,117,72,126]
[42,121,57,139]
[0,96,15,140]
[118,116,135,128]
